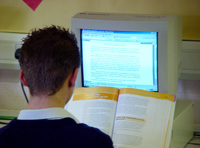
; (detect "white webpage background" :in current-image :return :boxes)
[82,39,154,87]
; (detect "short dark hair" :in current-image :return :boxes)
[19,26,80,96]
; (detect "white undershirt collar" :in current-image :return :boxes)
[17,107,79,123]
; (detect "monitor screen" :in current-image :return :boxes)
[81,29,158,91]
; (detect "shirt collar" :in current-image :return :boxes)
[17,108,79,123]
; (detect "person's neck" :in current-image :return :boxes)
[27,94,66,109]
[26,76,74,110]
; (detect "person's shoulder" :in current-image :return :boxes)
[75,123,114,148]
[0,119,17,134]
[0,125,8,135]
[0,119,18,144]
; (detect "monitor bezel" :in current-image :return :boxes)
[71,12,181,95]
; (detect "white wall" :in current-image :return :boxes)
[177,79,200,131]
[0,69,27,110]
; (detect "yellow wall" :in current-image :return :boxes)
[0,0,200,40]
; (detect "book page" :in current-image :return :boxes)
[112,88,175,148]
[65,87,119,137]
[164,101,176,148]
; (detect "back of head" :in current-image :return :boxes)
[19,26,80,96]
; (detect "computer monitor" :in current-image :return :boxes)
[71,12,182,95]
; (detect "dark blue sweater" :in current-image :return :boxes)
[0,118,113,148]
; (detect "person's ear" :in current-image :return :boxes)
[68,68,78,87]
[20,70,28,86]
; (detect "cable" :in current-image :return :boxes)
[185,132,200,147]
[20,81,29,103]
[15,48,29,104]
[0,121,8,125]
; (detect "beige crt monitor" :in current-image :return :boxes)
[71,12,182,95]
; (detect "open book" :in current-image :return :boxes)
[65,87,176,148]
